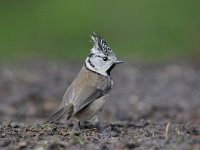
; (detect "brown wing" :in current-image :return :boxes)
[60,65,112,116]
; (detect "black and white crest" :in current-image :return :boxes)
[91,33,115,57]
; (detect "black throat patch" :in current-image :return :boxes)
[106,64,116,76]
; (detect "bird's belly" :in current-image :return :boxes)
[74,95,107,122]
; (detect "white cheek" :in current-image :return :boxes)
[99,60,105,67]
[86,56,110,76]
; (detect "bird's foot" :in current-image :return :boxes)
[96,122,110,137]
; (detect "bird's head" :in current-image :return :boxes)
[85,33,123,76]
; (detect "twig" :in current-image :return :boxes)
[165,122,171,140]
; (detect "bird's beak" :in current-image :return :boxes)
[115,60,123,64]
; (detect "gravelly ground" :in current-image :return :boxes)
[0,61,200,150]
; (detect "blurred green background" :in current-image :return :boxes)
[0,0,199,63]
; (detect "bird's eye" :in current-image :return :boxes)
[103,57,108,61]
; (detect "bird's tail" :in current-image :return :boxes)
[46,103,74,124]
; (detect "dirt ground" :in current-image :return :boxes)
[0,61,200,150]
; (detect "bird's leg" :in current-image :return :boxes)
[72,120,81,133]
[87,115,109,136]
[96,121,104,132]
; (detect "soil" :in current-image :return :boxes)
[0,61,200,150]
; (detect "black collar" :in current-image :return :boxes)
[106,63,116,76]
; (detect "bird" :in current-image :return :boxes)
[47,32,123,132]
